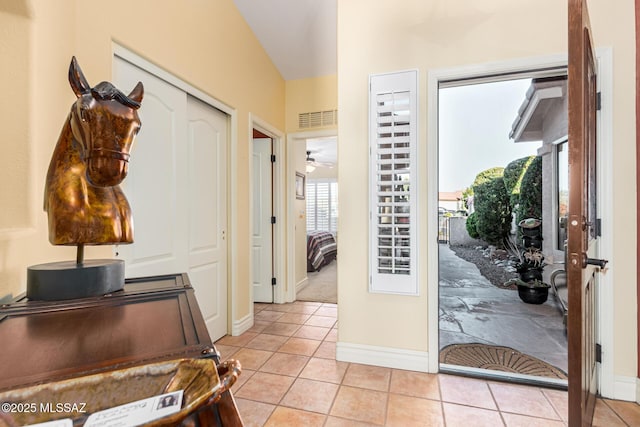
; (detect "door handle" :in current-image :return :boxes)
[583,254,608,269]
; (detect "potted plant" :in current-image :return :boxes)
[514,278,550,305]
[504,218,550,304]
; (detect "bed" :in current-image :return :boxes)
[307,231,337,272]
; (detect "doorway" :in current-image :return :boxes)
[437,75,568,386]
[286,130,338,304]
[427,53,614,395]
[297,136,338,304]
[252,129,275,303]
[249,118,287,305]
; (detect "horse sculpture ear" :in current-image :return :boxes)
[68,56,91,98]
[128,82,144,105]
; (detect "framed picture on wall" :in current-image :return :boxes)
[295,172,306,199]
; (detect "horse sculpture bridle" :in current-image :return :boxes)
[85,147,131,162]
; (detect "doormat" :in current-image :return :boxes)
[440,343,567,380]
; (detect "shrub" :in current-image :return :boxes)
[504,156,535,208]
[516,156,542,226]
[473,167,504,187]
[473,171,512,245]
[466,212,480,239]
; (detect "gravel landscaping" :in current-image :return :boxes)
[450,244,519,290]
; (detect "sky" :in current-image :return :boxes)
[438,78,542,193]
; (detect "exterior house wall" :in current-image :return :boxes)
[512,79,569,280]
[538,86,569,279]
[337,0,637,381]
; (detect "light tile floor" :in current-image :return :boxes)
[215,301,640,427]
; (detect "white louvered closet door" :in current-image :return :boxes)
[369,70,418,295]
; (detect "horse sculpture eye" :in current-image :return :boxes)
[80,106,89,123]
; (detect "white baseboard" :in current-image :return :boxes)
[231,312,253,336]
[336,341,429,372]
[610,375,637,402]
[637,378,640,405]
[296,277,309,293]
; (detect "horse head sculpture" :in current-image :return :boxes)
[44,57,144,247]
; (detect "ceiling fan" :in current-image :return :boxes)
[305,150,333,173]
[306,150,334,169]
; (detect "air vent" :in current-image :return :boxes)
[298,110,338,129]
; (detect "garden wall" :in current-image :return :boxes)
[449,217,485,247]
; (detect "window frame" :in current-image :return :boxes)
[554,137,569,253]
[306,178,338,235]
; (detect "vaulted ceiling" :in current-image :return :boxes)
[233,0,337,81]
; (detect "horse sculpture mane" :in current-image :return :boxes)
[44,57,143,246]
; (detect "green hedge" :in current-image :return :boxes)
[473,167,504,187]
[472,169,512,245]
[466,212,480,239]
[504,156,535,208]
[516,155,542,226]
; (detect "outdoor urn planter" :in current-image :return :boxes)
[514,218,550,305]
[516,280,550,304]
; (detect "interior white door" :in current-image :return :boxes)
[113,57,228,341]
[113,58,188,277]
[252,138,274,303]
[187,95,228,341]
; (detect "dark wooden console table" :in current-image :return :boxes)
[0,273,243,426]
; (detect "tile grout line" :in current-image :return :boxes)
[438,375,447,427]
[600,399,631,427]
[484,380,507,426]
[540,388,569,425]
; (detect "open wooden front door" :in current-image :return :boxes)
[568,0,607,425]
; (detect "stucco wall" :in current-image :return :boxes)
[449,217,484,247]
[337,0,637,379]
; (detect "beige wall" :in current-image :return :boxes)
[294,148,308,285]
[0,0,82,302]
[285,75,338,133]
[285,75,338,287]
[337,0,637,377]
[0,0,285,326]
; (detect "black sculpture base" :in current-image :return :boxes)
[27,259,125,301]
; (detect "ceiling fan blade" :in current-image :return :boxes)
[310,160,334,168]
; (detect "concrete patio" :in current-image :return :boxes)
[439,244,568,374]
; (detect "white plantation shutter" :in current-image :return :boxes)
[369,70,418,295]
[306,179,338,234]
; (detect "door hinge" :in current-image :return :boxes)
[595,343,602,363]
[271,216,276,224]
[271,277,277,286]
[271,154,276,163]
[596,92,602,111]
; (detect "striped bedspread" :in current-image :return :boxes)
[307,231,337,272]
